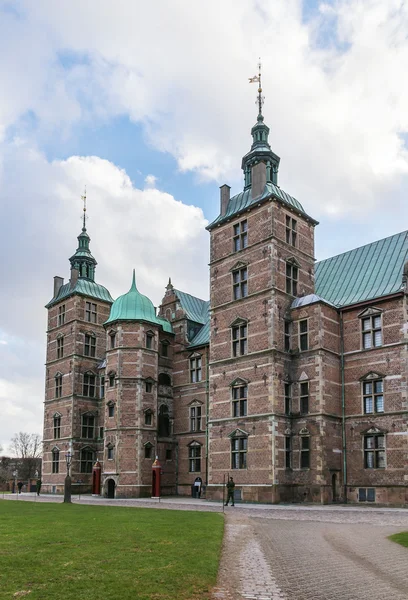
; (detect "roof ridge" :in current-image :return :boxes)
[174,288,209,305]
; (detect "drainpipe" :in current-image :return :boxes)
[205,345,210,486]
[340,311,347,503]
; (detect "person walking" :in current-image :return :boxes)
[36,479,42,496]
[225,477,235,506]
[17,481,23,494]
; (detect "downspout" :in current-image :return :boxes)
[205,345,210,487]
[340,310,347,503]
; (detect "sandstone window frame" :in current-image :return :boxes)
[144,442,153,459]
[53,413,61,439]
[285,259,299,296]
[363,427,386,469]
[106,443,114,460]
[83,371,96,397]
[58,304,65,326]
[79,446,95,473]
[231,318,248,357]
[299,429,310,469]
[233,219,248,252]
[285,215,297,247]
[85,301,97,324]
[107,401,115,418]
[189,401,203,432]
[189,353,202,383]
[188,441,202,472]
[81,412,95,439]
[52,447,60,473]
[55,372,63,398]
[299,319,309,351]
[299,381,309,415]
[145,377,154,393]
[161,339,170,357]
[109,331,116,349]
[144,409,154,426]
[56,335,64,359]
[359,307,383,350]
[230,431,248,470]
[230,378,248,418]
[108,371,116,387]
[146,331,154,350]
[361,372,384,414]
[84,333,96,357]
[232,266,248,300]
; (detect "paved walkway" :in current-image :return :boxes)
[2,494,408,599]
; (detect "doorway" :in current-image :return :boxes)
[331,473,337,502]
[107,479,116,499]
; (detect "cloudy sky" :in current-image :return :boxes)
[1,0,407,450]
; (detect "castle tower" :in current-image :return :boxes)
[102,272,175,498]
[42,196,113,494]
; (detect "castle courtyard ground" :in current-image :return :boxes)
[2,494,408,600]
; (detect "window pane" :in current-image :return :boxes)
[364,398,373,413]
[363,332,372,348]
[374,380,383,393]
[362,318,371,331]
[363,382,372,395]
[365,451,374,468]
[374,329,382,346]
[373,316,381,329]
[377,451,386,468]
[300,320,308,333]
[375,396,384,412]
[365,436,374,449]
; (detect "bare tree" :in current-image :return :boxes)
[9,432,42,481]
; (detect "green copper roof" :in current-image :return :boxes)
[174,289,209,325]
[315,231,408,307]
[105,272,172,333]
[207,182,316,230]
[46,279,113,308]
[188,320,210,348]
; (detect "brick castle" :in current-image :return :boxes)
[42,85,408,505]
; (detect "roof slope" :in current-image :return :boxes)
[175,289,209,325]
[46,279,113,307]
[208,182,316,229]
[315,231,408,307]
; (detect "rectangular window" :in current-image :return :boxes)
[166,449,172,461]
[285,436,292,469]
[233,220,248,252]
[286,263,298,296]
[284,383,292,415]
[364,434,385,469]
[363,380,384,414]
[359,488,376,502]
[161,341,169,357]
[55,375,63,398]
[300,436,310,469]
[83,373,96,397]
[232,323,247,357]
[53,416,61,439]
[300,382,309,415]
[285,215,297,247]
[80,449,94,473]
[110,333,116,349]
[145,381,152,393]
[190,356,202,383]
[85,301,97,323]
[146,333,153,349]
[109,374,115,387]
[189,445,201,472]
[107,447,114,460]
[52,451,59,474]
[100,376,105,398]
[190,405,202,431]
[284,321,291,352]
[81,414,95,439]
[299,320,308,351]
[232,385,247,417]
[84,334,96,357]
[233,267,248,300]
[57,337,64,359]
[58,305,65,326]
[362,315,382,349]
[231,436,247,469]
[144,411,153,426]
[144,445,153,459]
[108,404,114,418]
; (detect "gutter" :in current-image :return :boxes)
[205,345,210,487]
[340,311,347,503]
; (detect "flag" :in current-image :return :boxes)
[248,75,260,83]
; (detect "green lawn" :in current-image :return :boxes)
[0,502,224,600]
[389,531,408,548]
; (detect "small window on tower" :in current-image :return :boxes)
[85,302,97,323]
[58,305,66,326]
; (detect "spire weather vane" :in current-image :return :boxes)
[249,59,264,117]
[81,186,88,229]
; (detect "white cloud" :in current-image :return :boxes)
[144,174,157,188]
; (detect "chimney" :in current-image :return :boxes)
[220,184,231,216]
[251,162,267,199]
[53,276,64,298]
[70,268,79,289]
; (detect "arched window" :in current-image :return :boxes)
[80,447,95,473]
[158,373,171,386]
[158,405,170,437]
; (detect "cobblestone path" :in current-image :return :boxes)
[214,508,408,600]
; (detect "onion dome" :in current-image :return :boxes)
[105,271,172,333]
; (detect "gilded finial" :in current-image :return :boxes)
[81,186,87,230]
[249,58,264,120]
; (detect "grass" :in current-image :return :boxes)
[389,531,408,548]
[0,502,224,600]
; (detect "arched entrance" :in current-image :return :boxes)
[331,473,337,502]
[107,479,116,499]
